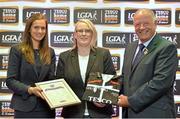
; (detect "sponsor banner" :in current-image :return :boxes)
[0,54,8,70]
[155,9,171,25]
[124,9,136,25]
[175,102,180,118]
[23,7,70,24]
[156,0,180,2]
[125,8,171,26]
[159,32,180,48]
[102,32,138,48]
[50,31,73,48]
[74,8,120,24]
[52,0,96,1]
[174,79,180,95]
[0,101,14,116]
[104,0,148,1]
[111,54,120,71]
[0,31,22,47]
[0,78,12,93]
[175,9,180,26]
[0,7,19,24]
[112,105,119,117]
[102,32,178,48]
[56,108,62,117]
[0,0,44,1]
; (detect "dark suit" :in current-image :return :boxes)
[6,45,56,114]
[56,47,116,118]
[121,34,178,118]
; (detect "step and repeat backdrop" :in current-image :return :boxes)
[0,0,180,118]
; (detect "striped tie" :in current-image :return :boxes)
[132,44,145,68]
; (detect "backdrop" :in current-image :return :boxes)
[0,0,180,118]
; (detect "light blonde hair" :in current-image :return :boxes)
[72,19,97,50]
[19,13,51,64]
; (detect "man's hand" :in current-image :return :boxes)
[118,94,129,107]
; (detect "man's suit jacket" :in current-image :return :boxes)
[6,45,56,112]
[56,47,116,118]
[121,34,178,118]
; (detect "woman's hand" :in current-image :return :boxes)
[28,87,45,100]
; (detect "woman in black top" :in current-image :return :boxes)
[6,13,56,118]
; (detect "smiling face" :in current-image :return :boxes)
[74,22,93,48]
[30,19,46,45]
[133,9,157,43]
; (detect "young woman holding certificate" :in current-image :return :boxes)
[6,13,56,118]
[56,19,116,118]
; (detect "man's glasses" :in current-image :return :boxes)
[76,29,92,34]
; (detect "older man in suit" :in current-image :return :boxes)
[118,8,178,118]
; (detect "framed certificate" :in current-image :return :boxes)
[35,79,81,109]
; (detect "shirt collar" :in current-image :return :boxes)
[138,32,156,47]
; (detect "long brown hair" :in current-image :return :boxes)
[19,13,51,64]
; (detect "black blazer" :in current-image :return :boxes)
[6,45,56,112]
[121,34,178,118]
[56,47,116,118]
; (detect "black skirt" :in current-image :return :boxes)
[14,109,55,118]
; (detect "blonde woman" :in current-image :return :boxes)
[56,19,116,118]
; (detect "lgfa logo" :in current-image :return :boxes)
[1,33,22,44]
[77,10,97,21]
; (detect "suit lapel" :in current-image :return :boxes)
[131,35,159,73]
[146,35,159,54]
[85,49,96,85]
[124,41,138,77]
[71,49,83,81]
[33,65,38,80]
[38,65,49,81]
[86,49,96,77]
[129,42,138,71]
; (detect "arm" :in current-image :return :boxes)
[6,46,30,96]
